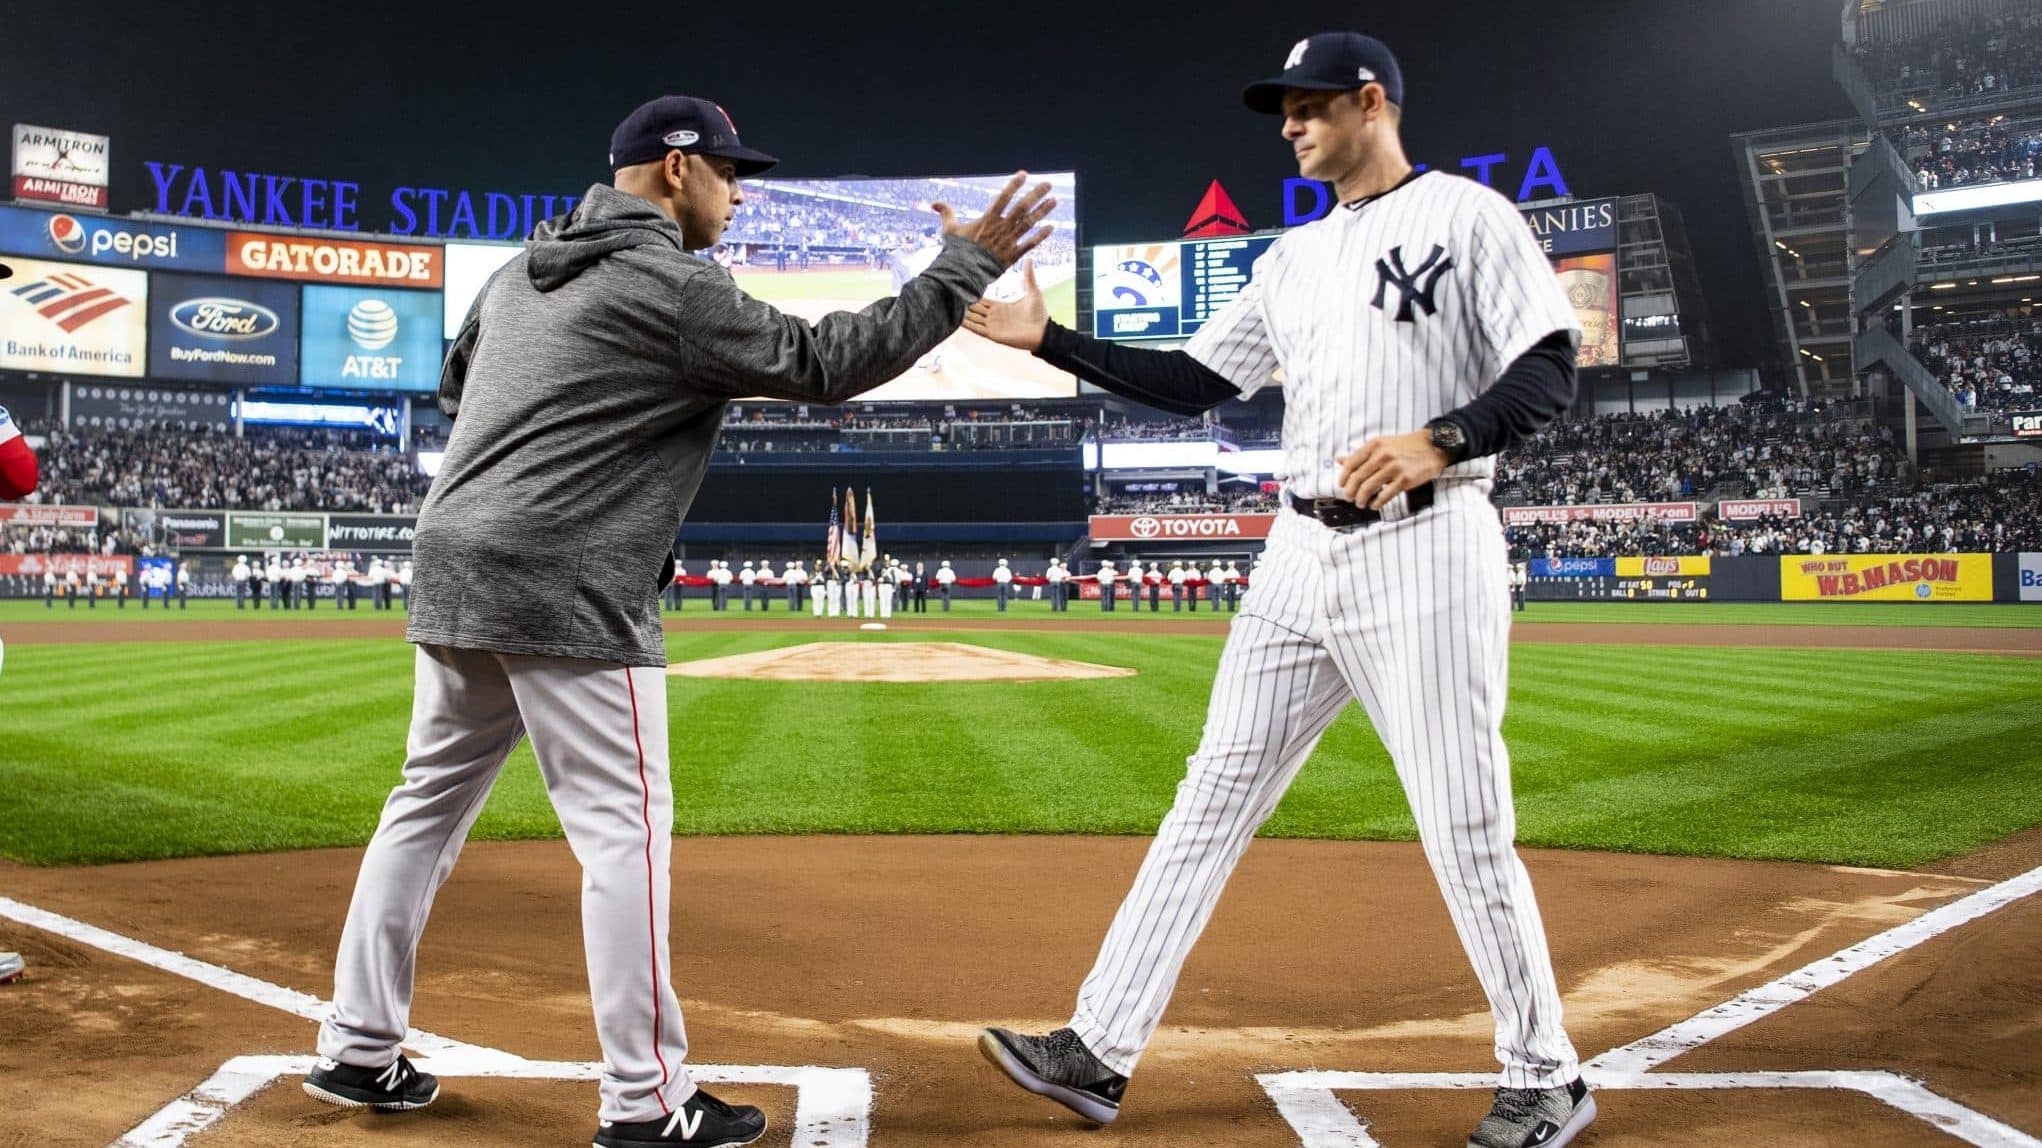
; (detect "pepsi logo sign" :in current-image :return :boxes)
[47,214,85,254]
[169,298,279,341]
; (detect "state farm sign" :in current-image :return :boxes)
[1089,513,1275,542]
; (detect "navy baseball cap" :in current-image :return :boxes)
[609,95,779,176]
[1243,33,1404,114]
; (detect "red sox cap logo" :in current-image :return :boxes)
[1130,516,1162,538]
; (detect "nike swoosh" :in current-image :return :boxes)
[1528,1119,1561,1145]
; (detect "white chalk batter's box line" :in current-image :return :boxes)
[1,859,2037,1147]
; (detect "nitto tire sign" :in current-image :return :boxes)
[326,514,416,551]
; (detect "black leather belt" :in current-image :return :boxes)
[1288,481,1435,529]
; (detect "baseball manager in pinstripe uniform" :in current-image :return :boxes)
[968,33,1592,1148]
[303,94,1056,1148]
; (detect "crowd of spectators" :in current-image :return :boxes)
[719,178,1078,270]
[1911,311,2042,412]
[1899,115,2042,189]
[1508,469,2042,557]
[1493,400,1906,506]
[27,424,429,513]
[1852,10,2042,104]
[1095,487,1279,515]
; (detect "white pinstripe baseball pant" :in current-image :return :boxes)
[1069,484,1580,1089]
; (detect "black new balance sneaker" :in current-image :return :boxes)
[1467,1077,1597,1148]
[593,1087,767,1146]
[302,1054,439,1111]
[979,1027,1129,1125]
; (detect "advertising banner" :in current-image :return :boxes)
[298,284,443,391]
[11,124,109,209]
[1088,513,1275,542]
[0,503,100,527]
[121,507,227,549]
[147,272,299,385]
[1519,197,1618,257]
[69,383,233,430]
[1529,557,1615,577]
[228,232,442,287]
[325,514,417,551]
[1717,498,1803,521]
[0,553,132,577]
[1502,502,1698,526]
[1615,555,1712,576]
[2012,411,2042,438]
[1554,251,1619,368]
[2020,553,2042,602]
[0,204,228,272]
[227,512,325,549]
[0,257,147,377]
[1780,553,1992,602]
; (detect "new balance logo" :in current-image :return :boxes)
[675,1108,705,1139]
[1371,244,1454,323]
[10,271,132,333]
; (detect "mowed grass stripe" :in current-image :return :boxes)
[2,635,2038,867]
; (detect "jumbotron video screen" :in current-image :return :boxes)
[716,172,1080,401]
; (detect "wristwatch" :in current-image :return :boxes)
[1425,418,1469,464]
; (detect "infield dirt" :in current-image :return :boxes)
[1,832,2036,1147]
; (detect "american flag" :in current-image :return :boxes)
[10,271,131,333]
[825,486,842,569]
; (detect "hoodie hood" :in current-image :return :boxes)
[526,183,685,292]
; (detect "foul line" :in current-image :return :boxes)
[0,895,871,1147]
[1589,862,2042,1074]
[1259,862,2042,1148]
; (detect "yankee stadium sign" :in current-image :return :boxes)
[144,161,581,240]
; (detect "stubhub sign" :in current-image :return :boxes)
[299,285,441,392]
[0,203,226,271]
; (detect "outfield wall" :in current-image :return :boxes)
[1529,553,2042,604]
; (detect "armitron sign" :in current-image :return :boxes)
[1089,513,1275,542]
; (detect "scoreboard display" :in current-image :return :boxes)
[1527,556,1713,601]
[1091,234,1276,341]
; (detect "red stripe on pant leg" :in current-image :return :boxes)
[628,668,674,1116]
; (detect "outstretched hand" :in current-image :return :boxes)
[963,259,1050,352]
[933,171,1057,269]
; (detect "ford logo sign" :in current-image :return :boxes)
[170,297,279,341]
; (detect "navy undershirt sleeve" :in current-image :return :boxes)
[1436,330,1578,460]
[1034,321,1241,417]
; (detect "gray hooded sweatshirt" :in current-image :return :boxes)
[407,183,1002,666]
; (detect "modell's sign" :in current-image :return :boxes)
[227,233,442,287]
[1716,498,1802,521]
[1501,502,1698,526]
[12,124,110,209]
[1089,513,1276,541]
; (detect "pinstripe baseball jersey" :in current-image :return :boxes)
[1184,172,1579,498]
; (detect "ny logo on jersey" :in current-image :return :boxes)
[1372,245,1453,322]
[1371,244,1455,323]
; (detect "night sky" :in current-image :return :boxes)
[11,0,1856,373]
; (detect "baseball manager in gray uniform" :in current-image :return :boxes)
[305,94,1055,1148]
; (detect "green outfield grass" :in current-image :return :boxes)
[4,598,2038,628]
[1,629,2037,868]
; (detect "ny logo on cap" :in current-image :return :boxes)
[1372,244,1455,323]
[1284,39,1308,69]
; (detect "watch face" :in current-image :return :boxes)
[1433,422,1465,448]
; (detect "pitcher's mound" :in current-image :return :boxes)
[667,641,1137,683]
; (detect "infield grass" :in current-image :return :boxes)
[1,629,2037,868]
[3,598,2038,628]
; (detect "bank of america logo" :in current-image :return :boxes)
[9,271,132,332]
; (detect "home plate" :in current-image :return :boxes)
[666,641,1137,683]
